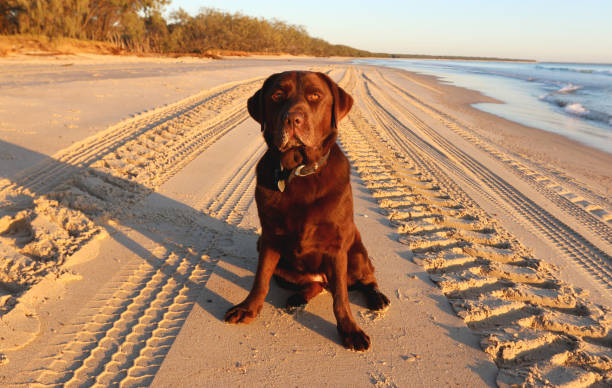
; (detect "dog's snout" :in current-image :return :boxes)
[284,111,304,128]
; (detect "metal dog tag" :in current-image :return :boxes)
[277,180,286,192]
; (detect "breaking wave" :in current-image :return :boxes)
[564,103,588,115]
[557,84,582,94]
[540,95,612,126]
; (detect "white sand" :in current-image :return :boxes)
[0,55,610,387]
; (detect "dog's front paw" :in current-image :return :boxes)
[224,304,258,324]
[338,325,371,351]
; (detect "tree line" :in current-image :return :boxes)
[0,1,376,56]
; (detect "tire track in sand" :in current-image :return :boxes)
[353,68,612,292]
[8,78,266,387]
[8,77,263,194]
[18,162,263,388]
[15,211,229,387]
[0,77,262,297]
[338,66,611,387]
[200,141,266,225]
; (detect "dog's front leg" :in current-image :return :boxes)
[225,244,280,324]
[330,252,371,351]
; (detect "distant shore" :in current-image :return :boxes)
[379,54,535,62]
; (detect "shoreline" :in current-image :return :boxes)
[363,63,612,205]
[357,59,612,156]
[377,57,536,63]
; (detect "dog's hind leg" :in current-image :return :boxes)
[348,230,390,311]
[358,282,390,311]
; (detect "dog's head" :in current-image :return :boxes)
[247,71,353,169]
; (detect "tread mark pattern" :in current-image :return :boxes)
[338,66,611,387]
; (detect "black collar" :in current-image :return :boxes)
[274,150,331,192]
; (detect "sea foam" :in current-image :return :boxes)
[557,84,582,94]
[564,103,588,116]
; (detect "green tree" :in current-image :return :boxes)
[0,4,378,57]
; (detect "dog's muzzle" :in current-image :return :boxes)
[276,111,314,151]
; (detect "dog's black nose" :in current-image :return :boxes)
[284,111,304,128]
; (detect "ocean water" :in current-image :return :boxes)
[356,59,612,154]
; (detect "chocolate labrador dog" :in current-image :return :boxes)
[224,71,389,351]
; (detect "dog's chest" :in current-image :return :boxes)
[263,199,342,257]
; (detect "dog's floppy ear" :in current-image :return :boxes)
[318,72,354,128]
[247,88,264,128]
[248,73,282,131]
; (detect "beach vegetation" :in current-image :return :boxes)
[0,2,373,57]
[0,2,531,60]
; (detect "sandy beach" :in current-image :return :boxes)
[1,54,611,387]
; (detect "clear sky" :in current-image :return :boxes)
[166,0,612,63]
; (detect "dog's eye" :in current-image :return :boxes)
[271,91,285,102]
[308,93,320,102]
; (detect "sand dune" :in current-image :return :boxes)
[0,57,610,387]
